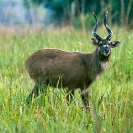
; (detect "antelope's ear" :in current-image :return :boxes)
[91,38,99,46]
[110,41,120,48]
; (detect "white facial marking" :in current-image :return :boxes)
[112,42,115,45]
[99,41,102,44]
[103,45,108,48]
[102,50,110,56]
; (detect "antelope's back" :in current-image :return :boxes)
[25,49,67,74]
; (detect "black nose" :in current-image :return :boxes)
[105,49,109,53]
[105,47,109,53]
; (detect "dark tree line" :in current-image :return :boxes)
[24,0,133,29]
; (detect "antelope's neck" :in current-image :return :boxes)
[94,49,110,72]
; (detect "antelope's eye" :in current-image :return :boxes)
[99,41,103,45]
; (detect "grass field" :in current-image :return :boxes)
[0,27,133,133]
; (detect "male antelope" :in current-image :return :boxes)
[25,11,120,108]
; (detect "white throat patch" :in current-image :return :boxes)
[101,61,108,70]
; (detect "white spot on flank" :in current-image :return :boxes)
[101,61,108,70]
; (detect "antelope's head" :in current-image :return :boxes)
[91,11,120,58]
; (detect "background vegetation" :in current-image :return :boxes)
[24,0,133,29]
[0,0,133,30]
[0,28,133,132]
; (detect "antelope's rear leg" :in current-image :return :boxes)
[26,85,39,104]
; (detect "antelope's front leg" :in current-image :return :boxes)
[26,85,39,104]
[81,89,89,109]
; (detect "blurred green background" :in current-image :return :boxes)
[1,0,133,30]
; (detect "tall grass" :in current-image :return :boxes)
[0,27,133,133]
